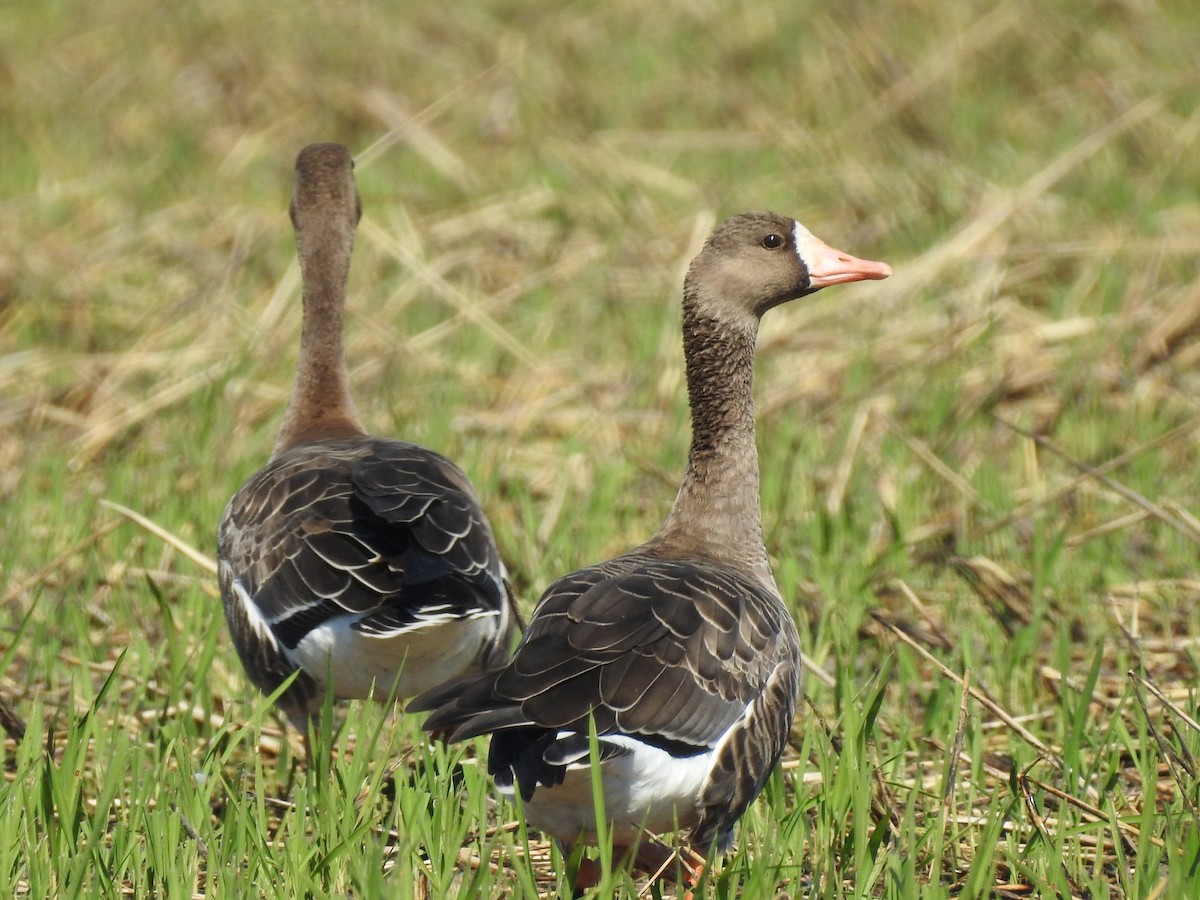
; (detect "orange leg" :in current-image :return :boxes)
[570,844,638,892]
[570,841,707,897]
[634,841,707,898]
[571,854,603,892]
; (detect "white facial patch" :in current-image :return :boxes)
[792,220,821,269]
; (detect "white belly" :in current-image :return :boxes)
[291,611,500,700]
[516,735,715,846]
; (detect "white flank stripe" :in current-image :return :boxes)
[230,577,279,650]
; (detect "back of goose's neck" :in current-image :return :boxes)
[651,304,774,589]
[273,243,366,457]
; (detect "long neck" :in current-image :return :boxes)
[651,300,775,589]
[272,231,366,457]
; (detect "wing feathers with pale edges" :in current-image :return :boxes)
[219,437,508,650]
[417,553,792,752]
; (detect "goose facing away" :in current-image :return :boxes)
[412,212,891,884]
[218,143,517,736]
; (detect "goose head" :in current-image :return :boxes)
[289,143,362,287]
[684,211,892,325]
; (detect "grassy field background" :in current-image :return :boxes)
[2,0,1200,896]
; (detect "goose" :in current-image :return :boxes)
[217,143,517,743]
[411,212,891,886]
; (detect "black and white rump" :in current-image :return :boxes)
[217,143,516,735]
[412,211,891,884]
[219,437,515,731]
[418,551,800,856]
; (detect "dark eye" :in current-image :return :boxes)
[761,233,784,249]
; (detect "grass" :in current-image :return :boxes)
[2,0,1200,895]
